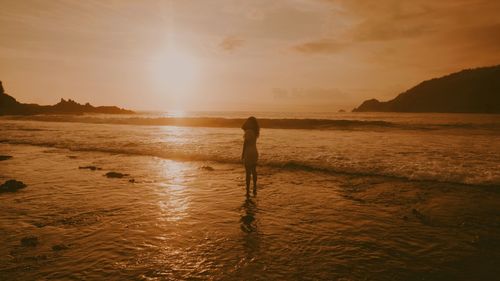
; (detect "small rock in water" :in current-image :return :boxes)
[128,179,135,183]
[0,180,27,193]
[33,222,46,228]
[105,172,129,178]
[0,155,12,161]
[411,208,430,224]
[52,244,69,251]
[79,166,102,171]
[68,155,78,159]
[21,236,38,247]
[200,165,214,171]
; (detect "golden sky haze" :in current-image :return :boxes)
[1,0,499,111]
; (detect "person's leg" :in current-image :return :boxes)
[252,165,257,194]
[245,165,251,194]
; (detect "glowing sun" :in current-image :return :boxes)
[151,47,200,106]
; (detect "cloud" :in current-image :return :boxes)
[323,1,435,42]
[245,8,265,20]
[271,87,357,110]
[335,0,500,42]
[351,19,430,42]
[219,36,245,51]
[294,0,500,59]
[273,87,345,100]
[292,38,344,54]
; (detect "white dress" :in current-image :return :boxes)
[243,129,258,166]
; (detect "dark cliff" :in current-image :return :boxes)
[353,65,500,113]
[0,81,134,115]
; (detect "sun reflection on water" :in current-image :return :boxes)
[158,160,191,222]
[159,124,192,147]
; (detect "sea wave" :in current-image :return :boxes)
[1,138,498,187]
[2,115,395,130]
[3,115,500,131]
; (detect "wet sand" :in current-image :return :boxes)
[1,143,499,280]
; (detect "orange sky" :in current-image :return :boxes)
[1,0,499,112]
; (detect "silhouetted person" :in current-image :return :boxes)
[241,116,259,195]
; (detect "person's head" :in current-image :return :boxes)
[242,116,260,138]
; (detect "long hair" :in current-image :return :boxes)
[241,116,260,138]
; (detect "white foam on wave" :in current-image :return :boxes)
[1,117,499,186]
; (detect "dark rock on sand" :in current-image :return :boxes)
[79,166,102,171]
[52,244,69,251]
[0,180,27,193]
[200,165,215,171]
[128,179,136,183]
[105,172,129,178]
[68,155,78,159]
[0,155,12,161]
[21,236,38,247]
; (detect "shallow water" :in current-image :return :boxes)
[1,113,500,280]
[1,112,500,186]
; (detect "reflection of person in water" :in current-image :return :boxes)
[241,116,260,195]
[240,195,259,265]
[240,196,257,233]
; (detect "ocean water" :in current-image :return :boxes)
[1,112,500,280]
[2,112,500,186]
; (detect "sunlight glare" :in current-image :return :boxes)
[151,46,200,110]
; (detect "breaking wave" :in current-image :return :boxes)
[3,114,500,131]
[1,138,498,187]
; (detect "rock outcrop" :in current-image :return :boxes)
[0,155,13,161]
[0,81,135,115]
[353,65,500,113]
[0,180,27,193]
[105,172,129,178]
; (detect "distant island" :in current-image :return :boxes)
[0,81,134,115]
[353,65,500,113]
